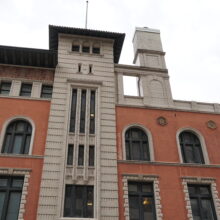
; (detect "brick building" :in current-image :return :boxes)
[0,25,220,220]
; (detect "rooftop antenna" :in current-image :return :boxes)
[85,0,89,29]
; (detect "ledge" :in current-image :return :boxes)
[0,95,51,102]
[118,160,220,168]
[0,154,44,159]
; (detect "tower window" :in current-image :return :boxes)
[80,90,87,133]
[67,144,74,165]
[78,145,84,166]
[69,89,77,132]
[72,44,80,52]
[89,90,95,134]
[82,43,90,53]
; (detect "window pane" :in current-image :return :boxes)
[131,141,141,160]
[41,85,53,98]
[2,134,11,153]
[72,45,80,52]
[6,192,22,220]
[20,83,32,96]
[75,186,83,217]
[0,192,6,217]
[89,146,95,166]
[69,89,77,132]
[184,145,194,163]
[82,46,90,53]
[0,82,11,94]
[201,199,216,220]
[24,135,31,154]
[64,186,72,217]
[142,183,153,193]
[142,142,150,161]
[142,197,155,220]
[86,187,94,217]
[190,199,201,219]
[12,135,23,153]
[0,178,8,187]
[128,183,138,192]
[80,90,86,133]
[67,144,74,165]
[92,47,100,54]
[89,91,95,134]
[16,122,25,132]
[78,145,84,166]
[194,146,204,163]
[129,196,140,220]
[12,179,24,188]
[125,141,131,159]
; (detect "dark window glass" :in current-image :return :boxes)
[92,47,100,54]
[0,82,11,95]
[64,185,93,218]
[2,120,32,154]
[80,90,87,133]
[72,45,80,52]
[78,145,84,166]
[125,127,150,161]
[67,144,74,165]
[89,146,95,166]
[20,83,32,97]
[128,182,156,220]
[82,46,90,53]
[179,131,204,164]
[69,89,77,132]
[188,184,217,220]
[0,176,24,220]
[41,85,53,98]
[89,64,92,74]
[89,91,95,134]
[78,63,82,72]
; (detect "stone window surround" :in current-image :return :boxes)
[122,174,163,220]
[0,116,36,155]
[0,78,53,99]
[58,79,102,220]
[182,176,220,220]
[122,123,155,161]
[176,127,210,164]
[0,167,31,220]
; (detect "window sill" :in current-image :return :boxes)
[118,160,220,168]
[0,94,51,101]
[0,154,43,159]
[60,218,96,220]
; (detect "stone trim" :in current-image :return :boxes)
[182,176,220,220]
[0,168,31,220]
[122,174,163,220]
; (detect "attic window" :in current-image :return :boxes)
[92,44,100,54]
[72,44,80,52]
[123,75,142,96]
[82,43,90,53]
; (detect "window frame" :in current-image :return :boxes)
[187,184,217,220]
[20,83,32,97]
[0,81,12,95]
[176,128,209,164]
[0,176,24,220]
[41,84,53,98]
[0,117,35,156]
[122,124,154,161]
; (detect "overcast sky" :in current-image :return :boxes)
[1,0,220,103]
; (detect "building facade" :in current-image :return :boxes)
[0,25,220,220]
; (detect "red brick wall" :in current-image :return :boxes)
[116,106,220,220]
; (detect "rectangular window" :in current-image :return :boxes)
[0,81,11,95]
[78,145,84,166]
[89,90,95,134]
[80,90,87,133]
[67,144,74,165]
[89,145,95,166]
[64,185,93,218]
[20,83,32,97]
[72,45,80,52]
[82,46,90,53]
[188,184,217,220]
[92,47,100,54]
[41,85,53,98]
[0,176,24,220]
[128,182,156,220]
[69,89,77,132]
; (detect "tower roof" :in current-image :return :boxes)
[49,25,125,63]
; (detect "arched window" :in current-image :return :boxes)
[125,127,150,161]
[179,131,204,164]
[1,120,32,154]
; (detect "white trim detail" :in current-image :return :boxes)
[122,174,163,220]
[122,124,155,161]
[0,168,31,220]
[0,116,36,155]
[176,127,210,164]
[182,176,220,220]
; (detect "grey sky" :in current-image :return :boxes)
[1,0,220,103]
